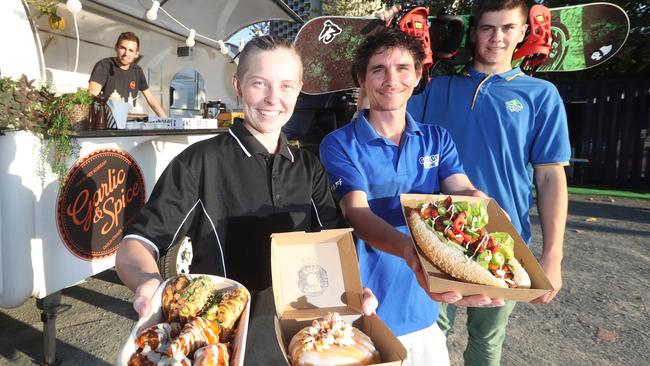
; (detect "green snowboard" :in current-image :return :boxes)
[294,2,629,95]
[535,2,629,72]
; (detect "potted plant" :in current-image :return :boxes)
[0,73,53,133]
[58,88,94,131]
[0,73,82,184]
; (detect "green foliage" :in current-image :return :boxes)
[69,88,94,106]
[45,110,77,184]
[0,73,82,184]
[45,92,90,183]
[0,73,54,132]
[322,0,384,16]
[419,0,473,15]
[25,0,62,18]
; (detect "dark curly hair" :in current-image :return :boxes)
[351,28,425,87]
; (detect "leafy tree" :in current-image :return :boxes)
[322,0,384,16]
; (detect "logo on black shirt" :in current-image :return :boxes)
[129,80,136,90]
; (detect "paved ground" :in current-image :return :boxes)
[0,194,648,365]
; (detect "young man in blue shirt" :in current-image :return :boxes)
[320,28,504,366]
[376,0,570,364]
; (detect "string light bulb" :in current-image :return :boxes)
[239,39,245,52]
[143,0,234,58]
[186,29,196,47]
[217,40,229,55]
[66,0,82,15]
[146,1,160,21]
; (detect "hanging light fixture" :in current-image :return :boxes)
[66,0,82,15]
[146,1,161,21]
[141,1,235,57]
[186,29,196,47]
[217,40,229,55]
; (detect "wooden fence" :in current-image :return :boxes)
[555,79,650,190]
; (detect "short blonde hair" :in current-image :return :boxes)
[236,35,303,81]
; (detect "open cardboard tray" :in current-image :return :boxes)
[116,274,250,366]
[271,228,407,365]
[401,194,553,302]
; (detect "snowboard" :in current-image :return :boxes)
[294,2,629,95]
[534,2,629,73]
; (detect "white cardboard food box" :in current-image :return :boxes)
[401,194,553,302]
[271,228,407,365]
[116,274,250,366]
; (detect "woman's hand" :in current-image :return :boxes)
[133,277,161,318]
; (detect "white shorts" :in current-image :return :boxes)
[397,322,450,366]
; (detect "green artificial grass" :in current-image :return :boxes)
[568,187,650,200]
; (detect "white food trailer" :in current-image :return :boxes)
[0,1,301,364]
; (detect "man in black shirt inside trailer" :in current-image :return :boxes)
[88,31,167,117]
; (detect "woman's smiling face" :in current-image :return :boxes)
[233,48,303,135]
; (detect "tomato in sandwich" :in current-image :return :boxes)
[416,196,520,288]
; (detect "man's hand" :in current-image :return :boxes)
[402,242,505,308]
[88,81,102,96]
[375,5,401,24]
[361,288,379,316]
[132,277,161,318]
[532,165,567,304]
[531,254,562,304]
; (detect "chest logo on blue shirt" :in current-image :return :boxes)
[505,98,524,113]
[419,154,439,169]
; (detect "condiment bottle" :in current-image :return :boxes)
[94,93,108,130]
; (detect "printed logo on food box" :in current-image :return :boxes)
[56,149,146,261]
[297,260,329,297]
[419,154,439,169]
[319,20,342,44]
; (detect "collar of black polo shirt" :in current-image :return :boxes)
[229,118,294,162]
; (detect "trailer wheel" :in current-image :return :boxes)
[158,237,193,279]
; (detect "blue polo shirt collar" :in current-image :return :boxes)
[463,66,524,80]
[354,109,423,145]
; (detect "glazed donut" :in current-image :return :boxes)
[288,313,380,366]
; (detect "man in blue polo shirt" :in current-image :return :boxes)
[320,28,504,366]
[402,0,571,364]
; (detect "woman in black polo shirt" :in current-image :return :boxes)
[115,36,376,364]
